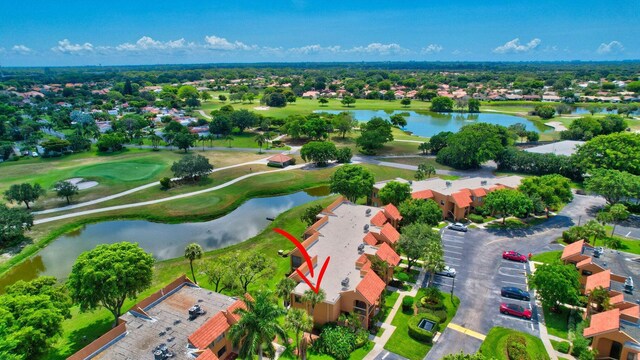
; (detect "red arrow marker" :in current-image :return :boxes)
[274,228,330,293]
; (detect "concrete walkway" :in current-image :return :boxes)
[196,110,212,119]
[33,162,308,225]
[364,267,426,360]
[33,158,271,215]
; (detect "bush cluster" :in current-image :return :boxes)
[407,314,440,343]
[402,296,415,312]
[468,213,485,223]
[506,334,529,360]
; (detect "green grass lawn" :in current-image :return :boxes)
[384,292,460,360]
[479,326,550,360]
[377,156,455,171]
[542,305,572,339]
[550,339,571,353]
[531,250,562,264]
[380,290,400,323]
[74,159,165,181]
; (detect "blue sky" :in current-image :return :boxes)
[1,0,638,66]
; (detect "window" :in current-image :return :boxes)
[440,200,445,205]
[291,256,303,268]
[217,345,226,358]
[215,333,225,344]
[581,270,593,276]
[478,197,483,203]
[294,295,301,304]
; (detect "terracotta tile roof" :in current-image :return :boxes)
[267,154,293,163]
[383,204,402,221]
[381,223,400,244]
[412,190,434,199]
[356,271,386,305]
[471,188,487,197]
[188,312,230,349]
[370,211,388,227]
[610,292,625,305]
[197,349,220,360]
[585,270,612,293]
[363,233,378,246]
[621,305,640,320]
[451,191,472,208]
[376,242,401,266]
[584,309,620,337]
[561,240,585,261]
[226,299,247,322]
[356,254,368,267]
[322,196,347,215]
[576,257,592,268]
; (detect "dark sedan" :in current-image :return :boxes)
[501,286,531,301]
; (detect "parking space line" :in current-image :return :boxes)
[444,255,462,261]
[443,239,464,244]
[447,323,486,341]
[501,261,526,268]
[498,315,533,323]
[443,244,463,249]
[445,250,463,255]
[501,280,526,286]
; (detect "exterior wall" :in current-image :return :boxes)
[291,290,375,328]
[208,336,233,359]
[453,206,467,221]
[592,332,637,359]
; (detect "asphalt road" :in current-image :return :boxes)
[425,194,608,359]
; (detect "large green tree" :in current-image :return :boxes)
[300,141,337,167]
[53,180,79,205]
[0,205,33,247]
[398,198,442,226]
[430,96,454,112]
[518,175,573,217]
[0,277,72,359]
[170,154,214,181]
[230,109,258,133]
[597,204,630,237]
[4,183,45,210]
[529,263,581,310]
[228,291,288,359]
[398,222,439,271]
[67,242,154,327]
[232,251,276,292]
[436,123,512,169]
[585,168,639,204]
[202,255,235,292]
[301,204,324,226]
[574,132,640,175]
[378,180,412,205]
[484,189,534,224]
[332,113,356,139]
[329,165,375,202]
[356,117,393,154]
[423,233,445,285]
[173,132,197,153]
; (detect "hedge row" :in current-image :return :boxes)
[407,314,440,343]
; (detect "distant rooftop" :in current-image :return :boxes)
[374,176,523,196]
[92,283,237,360]
[293,201,384,303]
[524,140,585,156]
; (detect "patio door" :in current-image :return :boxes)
[611,341,622,360]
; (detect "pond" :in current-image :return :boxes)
[313,110,546,137]
[0,187,330,291]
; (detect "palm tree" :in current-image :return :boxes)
[285,308,313,359]
[301,289,325,318]
[225,134,234,148]
[584,220,606,246]
[264,131,274,150]
[184,243,203,284]
[229,291,288,359]
[255,133,266,153]
[276,278,297,308]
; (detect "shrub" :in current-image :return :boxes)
[159,177,172,190]
[562,226,586,244]
[315,325,356,360]
[407,314,440,343]
[557,341,570,354]
[272,140,282,147]
[506,334,530,360]
[603,237,622,249]
[468,213,484,223]
[402,296,415,312]
[395,272,411,283]
[420,296,445,311]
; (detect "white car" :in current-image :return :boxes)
[31,151,38,157]
[437,266,457,278]
[448,222,468,232]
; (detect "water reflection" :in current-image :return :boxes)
[0,187,330,291]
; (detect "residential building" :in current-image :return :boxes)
[266,154,294,168]
[371,176,523,221]
[288,197,402,328]
[69,275,244,360]
[562,240,640,359]
[524,140,585,156]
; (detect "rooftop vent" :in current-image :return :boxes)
[358,243,365,253]
[188,304,206,321]
[364,224,369,232]
[480,180,488,186]
[153,344,174,360]
[409,180,413,185]
[341,278,350,287]
[365,208,372,216]
[446,181,452,188]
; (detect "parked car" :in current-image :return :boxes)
[501,287,530,301]
[31,151,38,157]
[448,222,468,232]
[502,251,527,262]
[500,303,532,319]
[436,266,457,278]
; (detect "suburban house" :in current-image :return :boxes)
[288,197,402,328]
[370,176,523,221]
[561,240,640,359]
[524,140,585,157]
[267,154,294,168]
[69,275,246,360]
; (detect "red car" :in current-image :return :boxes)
[500,303,532,319]
[503,251,527,262]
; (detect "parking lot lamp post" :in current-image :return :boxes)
[450,276,455,302]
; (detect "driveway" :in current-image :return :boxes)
[425,194,613,359]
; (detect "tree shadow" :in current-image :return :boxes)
[47,315,113,360]
[484,214,576,238]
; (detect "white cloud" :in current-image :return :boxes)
[597,41,624,54]
[288,44,342,55]
[52,39,94,54]
[421,44,443,54]
[204,35,254,51]
[346,43,409,55]
[493,38,541,54]
[11,45,33,54]
[116,36,191,51]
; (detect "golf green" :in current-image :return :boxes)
[74,160,165,182]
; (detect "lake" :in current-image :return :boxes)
[0,187,330,291]
[313,110,546,137]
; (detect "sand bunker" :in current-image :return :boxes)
[65,178,99,190]
[253,106,270,111]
